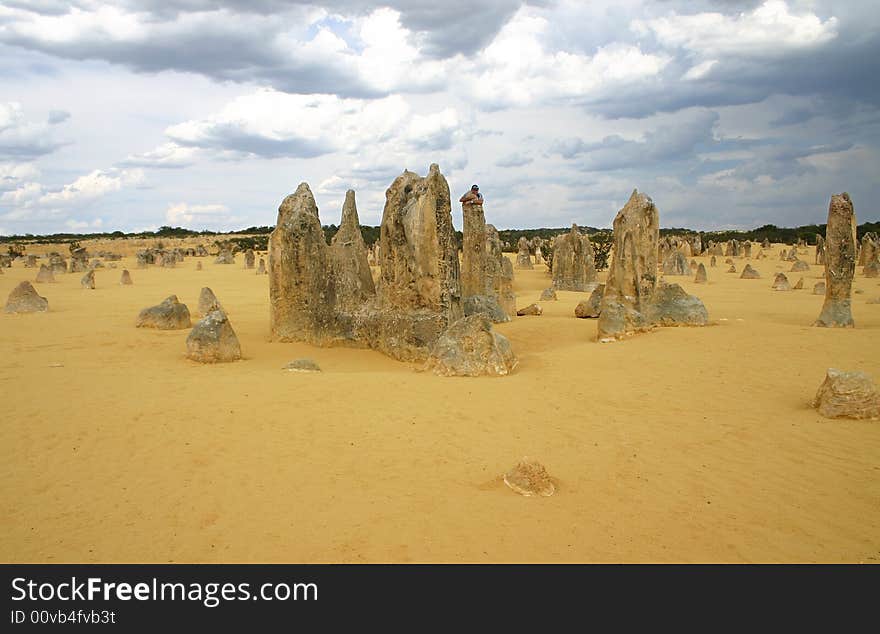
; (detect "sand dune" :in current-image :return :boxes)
[1,244,879,562]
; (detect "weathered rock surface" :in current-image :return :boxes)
[812,368,880,420]
[195,261,203,271]
[740,264,761,279]
[256,258,266,275]
[244,249,255,269]
[551,224,597,290]
[483,224,515,320]
[710,255,717,267]
[575,284,604,318]
[597,191,708,341]
[772,272,792,291]
[35,264,55,283]
[329,189,376,311]
[503,458,556,497]
[197,287,223,316]
[791,260,810,272]
[4,281,48,313]
[540,287,558,301]
[648,281,709,326]
[662,250,690,276]
[424,314,518,377]
[694,263,708,284]
[815,193,857,328]
[136,295,191,329]
[120,269,133,285]
[283,359,322,372]
[727,264,737,273]
[793,277,804,290]
[813,281,826,295]
[269,165,479,365]
[516,303,542,316]
[816,235,825,265]
[864,259,880,278]
[461,197,487,299]
[80,269,95,289]
[515,237,533,269]
[214,249,234,264]
[186,309,242,363]
[268,182,338,344]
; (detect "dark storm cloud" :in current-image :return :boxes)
[168,124,328,159]
[550,110,720,171]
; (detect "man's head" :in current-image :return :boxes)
[471,184,479,192]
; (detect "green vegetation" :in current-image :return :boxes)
[2,221,878,257]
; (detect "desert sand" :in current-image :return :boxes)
[1,243,879,563]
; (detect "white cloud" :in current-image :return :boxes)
[633,1,838,58]
[39,168,144,206]
[165,202,232,226]
[0,102,65,159]
[682,59,717,81]
[462,8,669,110]
[165,89,413,158]
[121,142,199,169]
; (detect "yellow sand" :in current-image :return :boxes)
[1,243,879,563]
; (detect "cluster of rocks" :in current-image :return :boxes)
[214,248,235,264]
[135,247,187,268]
[69,247,90,273]
[660,235,703,259]
[596,190,708,341]
[268,164,517,376]
[133,288,242,363]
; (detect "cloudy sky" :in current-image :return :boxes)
[1,0,878,234]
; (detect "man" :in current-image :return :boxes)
[459,184,483,205]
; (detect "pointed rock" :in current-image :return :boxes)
[740,264,761,279]
[120,269,133,285]
[197,287,223,316]
[329,189,376,311]
[4,281,48,313]
[186,309,242,363]
[136,295,191,329]
[35,264,55,283]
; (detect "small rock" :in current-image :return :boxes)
[283,359,322,373]
[539,288,557,301]
[740,264,760,279]
[136,295,191,329]
[503,458,556,497]
[812,368,880,420]
[772,272,791,291]
[516,303,542,316]
[186,309,241,363]
[574,284,604,318]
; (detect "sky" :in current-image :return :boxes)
[1,0,878,235]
